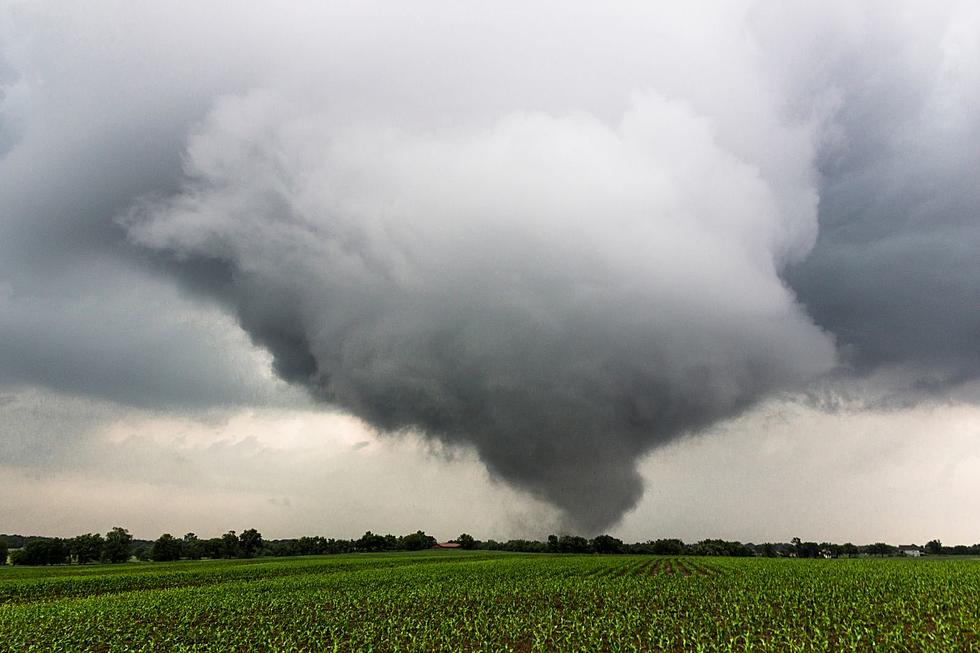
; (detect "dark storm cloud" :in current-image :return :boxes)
[788,81,980,387]
[750,1,980,394]
[0,3,298,409]
[2,1,978,531]
[0,259,295,409]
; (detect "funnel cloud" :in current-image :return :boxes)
[126,93,836,530]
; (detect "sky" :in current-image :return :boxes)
[1,0,978,544]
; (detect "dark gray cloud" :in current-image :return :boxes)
[0,259,297,409]
[2,1,978,532]
[785,28,980,388]
[758,0,980,403]
[0,3,300,410]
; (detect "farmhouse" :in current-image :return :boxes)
[898,545,923,557]
[432,542,462,549]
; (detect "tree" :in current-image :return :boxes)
[355,531,387,552]
[557,535,590,554]
[69,533,104,564]
[11,538,68,565]
[151,534,183,562]
[693,539,753,557]
[797,541,821,559]
[202,538,224,559]
[454,533,476,550]
[400,530,435,551]
[220,531,240,558]
[591,534,624,554]
[866,542,895,557]
[295,536,322,556]
[239,529,263,558]
[102,527,133,563]
[183,533,204,560]
[649,539,688,555]
[925,539,942,555]
[501,539,547,553]
[0,537,7,565]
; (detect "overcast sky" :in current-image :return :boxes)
[1,1,978,543]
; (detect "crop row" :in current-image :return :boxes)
[581,557,725,579]
[1,554,978,651]
[0,552,497,605]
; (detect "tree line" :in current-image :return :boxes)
[1,527,134,566]
[2,529,978,566]
[0,528,446,565]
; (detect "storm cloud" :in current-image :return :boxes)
[1,1,978,531]
[781,2,980,388]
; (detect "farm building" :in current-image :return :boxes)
[433,542,462,549]
[898,545,923,557]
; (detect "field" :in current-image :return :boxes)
[1,552,978,652]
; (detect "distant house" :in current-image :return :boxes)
[433,542,461,549]
[898,545,922,557]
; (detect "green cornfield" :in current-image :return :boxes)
[1,552,978,651]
